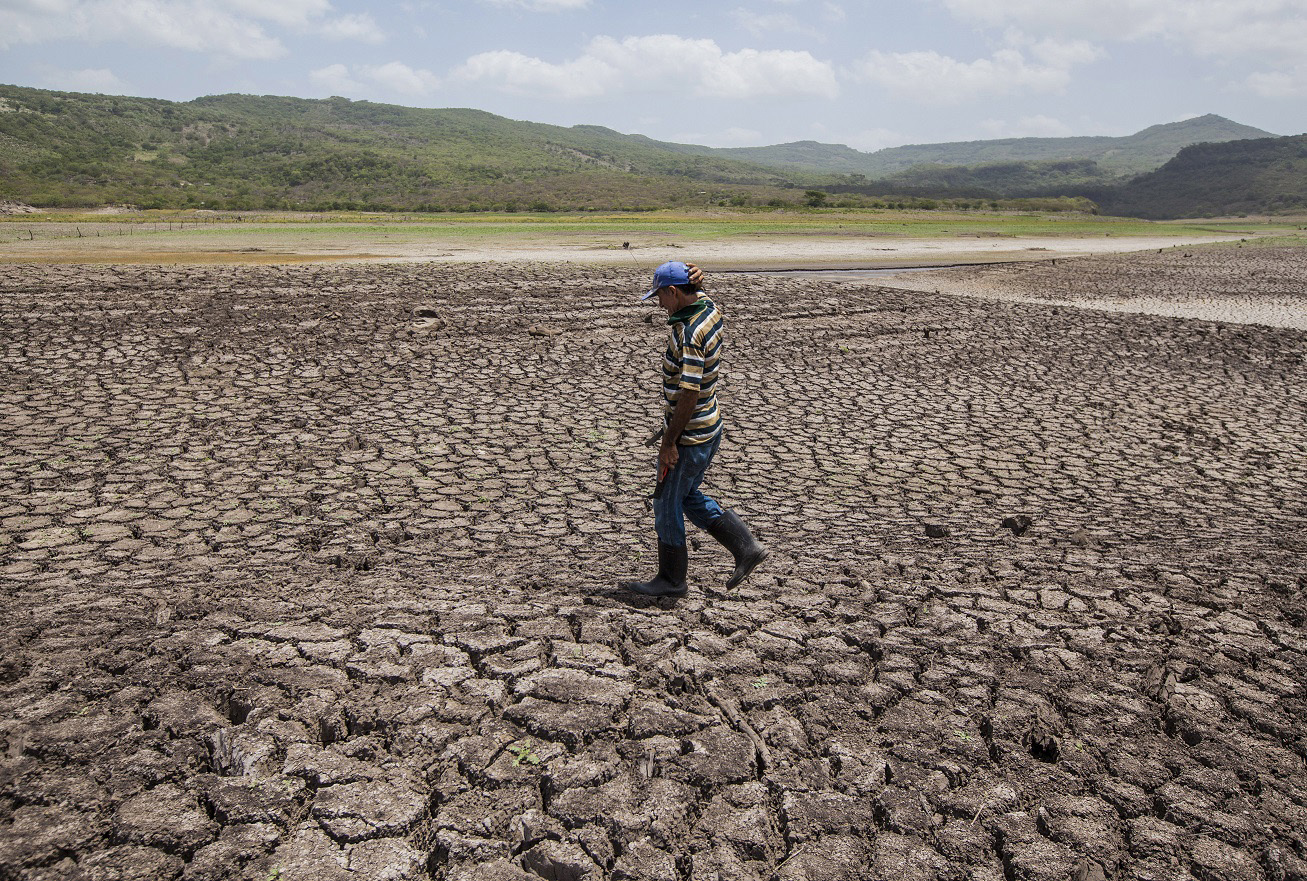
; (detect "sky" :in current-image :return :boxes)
[1,0,1304,151]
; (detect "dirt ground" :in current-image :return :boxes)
[0,250,1305,881]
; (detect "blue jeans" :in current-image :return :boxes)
[653,431,724,547]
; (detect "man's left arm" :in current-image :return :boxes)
[659,388,700,473]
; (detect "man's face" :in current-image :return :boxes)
[655,286,677,314]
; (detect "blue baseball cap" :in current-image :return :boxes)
[641,261,691,301]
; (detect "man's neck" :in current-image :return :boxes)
[669,291,701,312]
[666,294,709,325]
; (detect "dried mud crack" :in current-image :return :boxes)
[0,256,1304,881]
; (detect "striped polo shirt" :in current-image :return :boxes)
[663,294,724,446]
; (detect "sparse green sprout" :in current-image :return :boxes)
[508,739,541,767]
[752,677,769,689]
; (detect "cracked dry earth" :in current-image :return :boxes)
[1,255,1305,881]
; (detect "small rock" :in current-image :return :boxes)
[528,324,561,337]
[412,306,447,330]
[924,523,950,539]
[1001,515,1034,536]
[1067,527,1096,548]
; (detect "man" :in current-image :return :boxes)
[623,261,768,598]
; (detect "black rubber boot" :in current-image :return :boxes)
[622,542,689,597]
[706,510,769,589]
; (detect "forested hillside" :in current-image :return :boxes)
[0,85,808,211]
[1091,135,1307,219]
[820,159,1115,199]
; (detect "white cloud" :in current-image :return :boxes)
[821,2,845,23]
[1017,34,1103,69]
[978,114,1075,138]
[0,0,384,57]
[939,0,1307,91]
[310,62,440,98]
[731,7,806,37]
[668,126,766,147]
[942,0,1307,58]
[848,41,1098,102]
[41,65,132,94]
[841,127,906,152]
[309,63,364,95]
[455,34,840,100]
[480,0,590,10]
[222,0,331,26]
[454,50,610,99]
[1245,67,1307,99]
[732,1,844,34]
[316,13,384,43]
[357,61,441,96]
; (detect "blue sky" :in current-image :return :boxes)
[2,0,1303,150]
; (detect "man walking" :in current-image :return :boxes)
[623,261,768,598]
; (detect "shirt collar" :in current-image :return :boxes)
[666,294,711,326]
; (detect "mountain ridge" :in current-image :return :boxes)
[687,114,1279,177]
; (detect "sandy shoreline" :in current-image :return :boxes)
[873,246,1307,330]
[0,232,1241,269]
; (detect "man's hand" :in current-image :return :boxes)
[658,441,679,476]
[686,262,704,289]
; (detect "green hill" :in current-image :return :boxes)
[693,115,1277,178]
[0,83,1293,218]
[0,85,810,211]
[1090,134,1307,219]
[821,158,1114,199]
